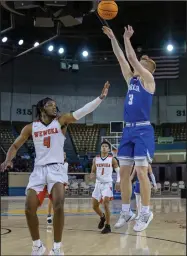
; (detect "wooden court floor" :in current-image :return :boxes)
[1,197,186,255]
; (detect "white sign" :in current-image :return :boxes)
[166,106,186,123]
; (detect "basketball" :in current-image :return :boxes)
[97,1,118,20]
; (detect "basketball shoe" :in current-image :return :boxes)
[114,210,136,229]
[101,224,111,234]
[49,248,64,255]
[133,211,153,232]
[135,214,140,220]
[31,244,46,255]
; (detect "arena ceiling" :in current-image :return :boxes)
[0,1,186,64]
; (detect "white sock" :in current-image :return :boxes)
[33,239,41,247]
[141,205,150,214]
[122,204,130,212]
[54,242,61,249]
[135,194,141,216]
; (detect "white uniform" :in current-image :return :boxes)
[92,155,113,203]
[26,119,68,196]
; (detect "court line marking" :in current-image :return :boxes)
[1,228,11,236]
[1,225,186,246]
[65,227,186,245]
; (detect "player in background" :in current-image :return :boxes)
[1,82,109,256]
[130,164,157,220]
[47,151,68,225]
[103,25,156,232]
[90,141,120,234]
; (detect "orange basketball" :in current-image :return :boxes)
[97,1,118,20]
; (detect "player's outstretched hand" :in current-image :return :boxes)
[115,182,120,192]
[124,25,134,39]
[100,81,110,100]
[0,160,13,172]
[102,26,115,39]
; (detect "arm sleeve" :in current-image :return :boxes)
[73,97,102,120]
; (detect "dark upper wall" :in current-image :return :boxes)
[0,53,186,96]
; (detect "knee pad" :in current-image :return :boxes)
[134,158,149,167]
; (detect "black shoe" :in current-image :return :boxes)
[98,214,106,229]
[101,224,111,234]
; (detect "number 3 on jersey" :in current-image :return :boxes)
[43,136,51,148]
[128,94,134,105]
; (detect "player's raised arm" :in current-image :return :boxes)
[58,81,110,126]
[102,26,133,84]
[0,124,32,171]
[123,25,155,93]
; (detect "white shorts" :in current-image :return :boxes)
[92,182,113,203]
[26,163,68,196]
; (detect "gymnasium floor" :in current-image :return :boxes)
[1,197,186,255]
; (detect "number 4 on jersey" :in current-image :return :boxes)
[43,136,51,148]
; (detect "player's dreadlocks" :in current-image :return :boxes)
[36,97,59,120]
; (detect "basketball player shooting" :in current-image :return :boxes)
[103,25,156,232]
[131,164,157,220]
[0,81,109,255]
[90,141,120,234]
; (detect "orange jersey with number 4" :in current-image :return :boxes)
[32,119,65,166]
[95,155,113,183]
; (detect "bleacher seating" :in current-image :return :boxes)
[169,123,186,141]
[105,125,112,137]
[153,125,163,141]
[0,123,15,152]
[14,123,34,153]
[68,124,100,154]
